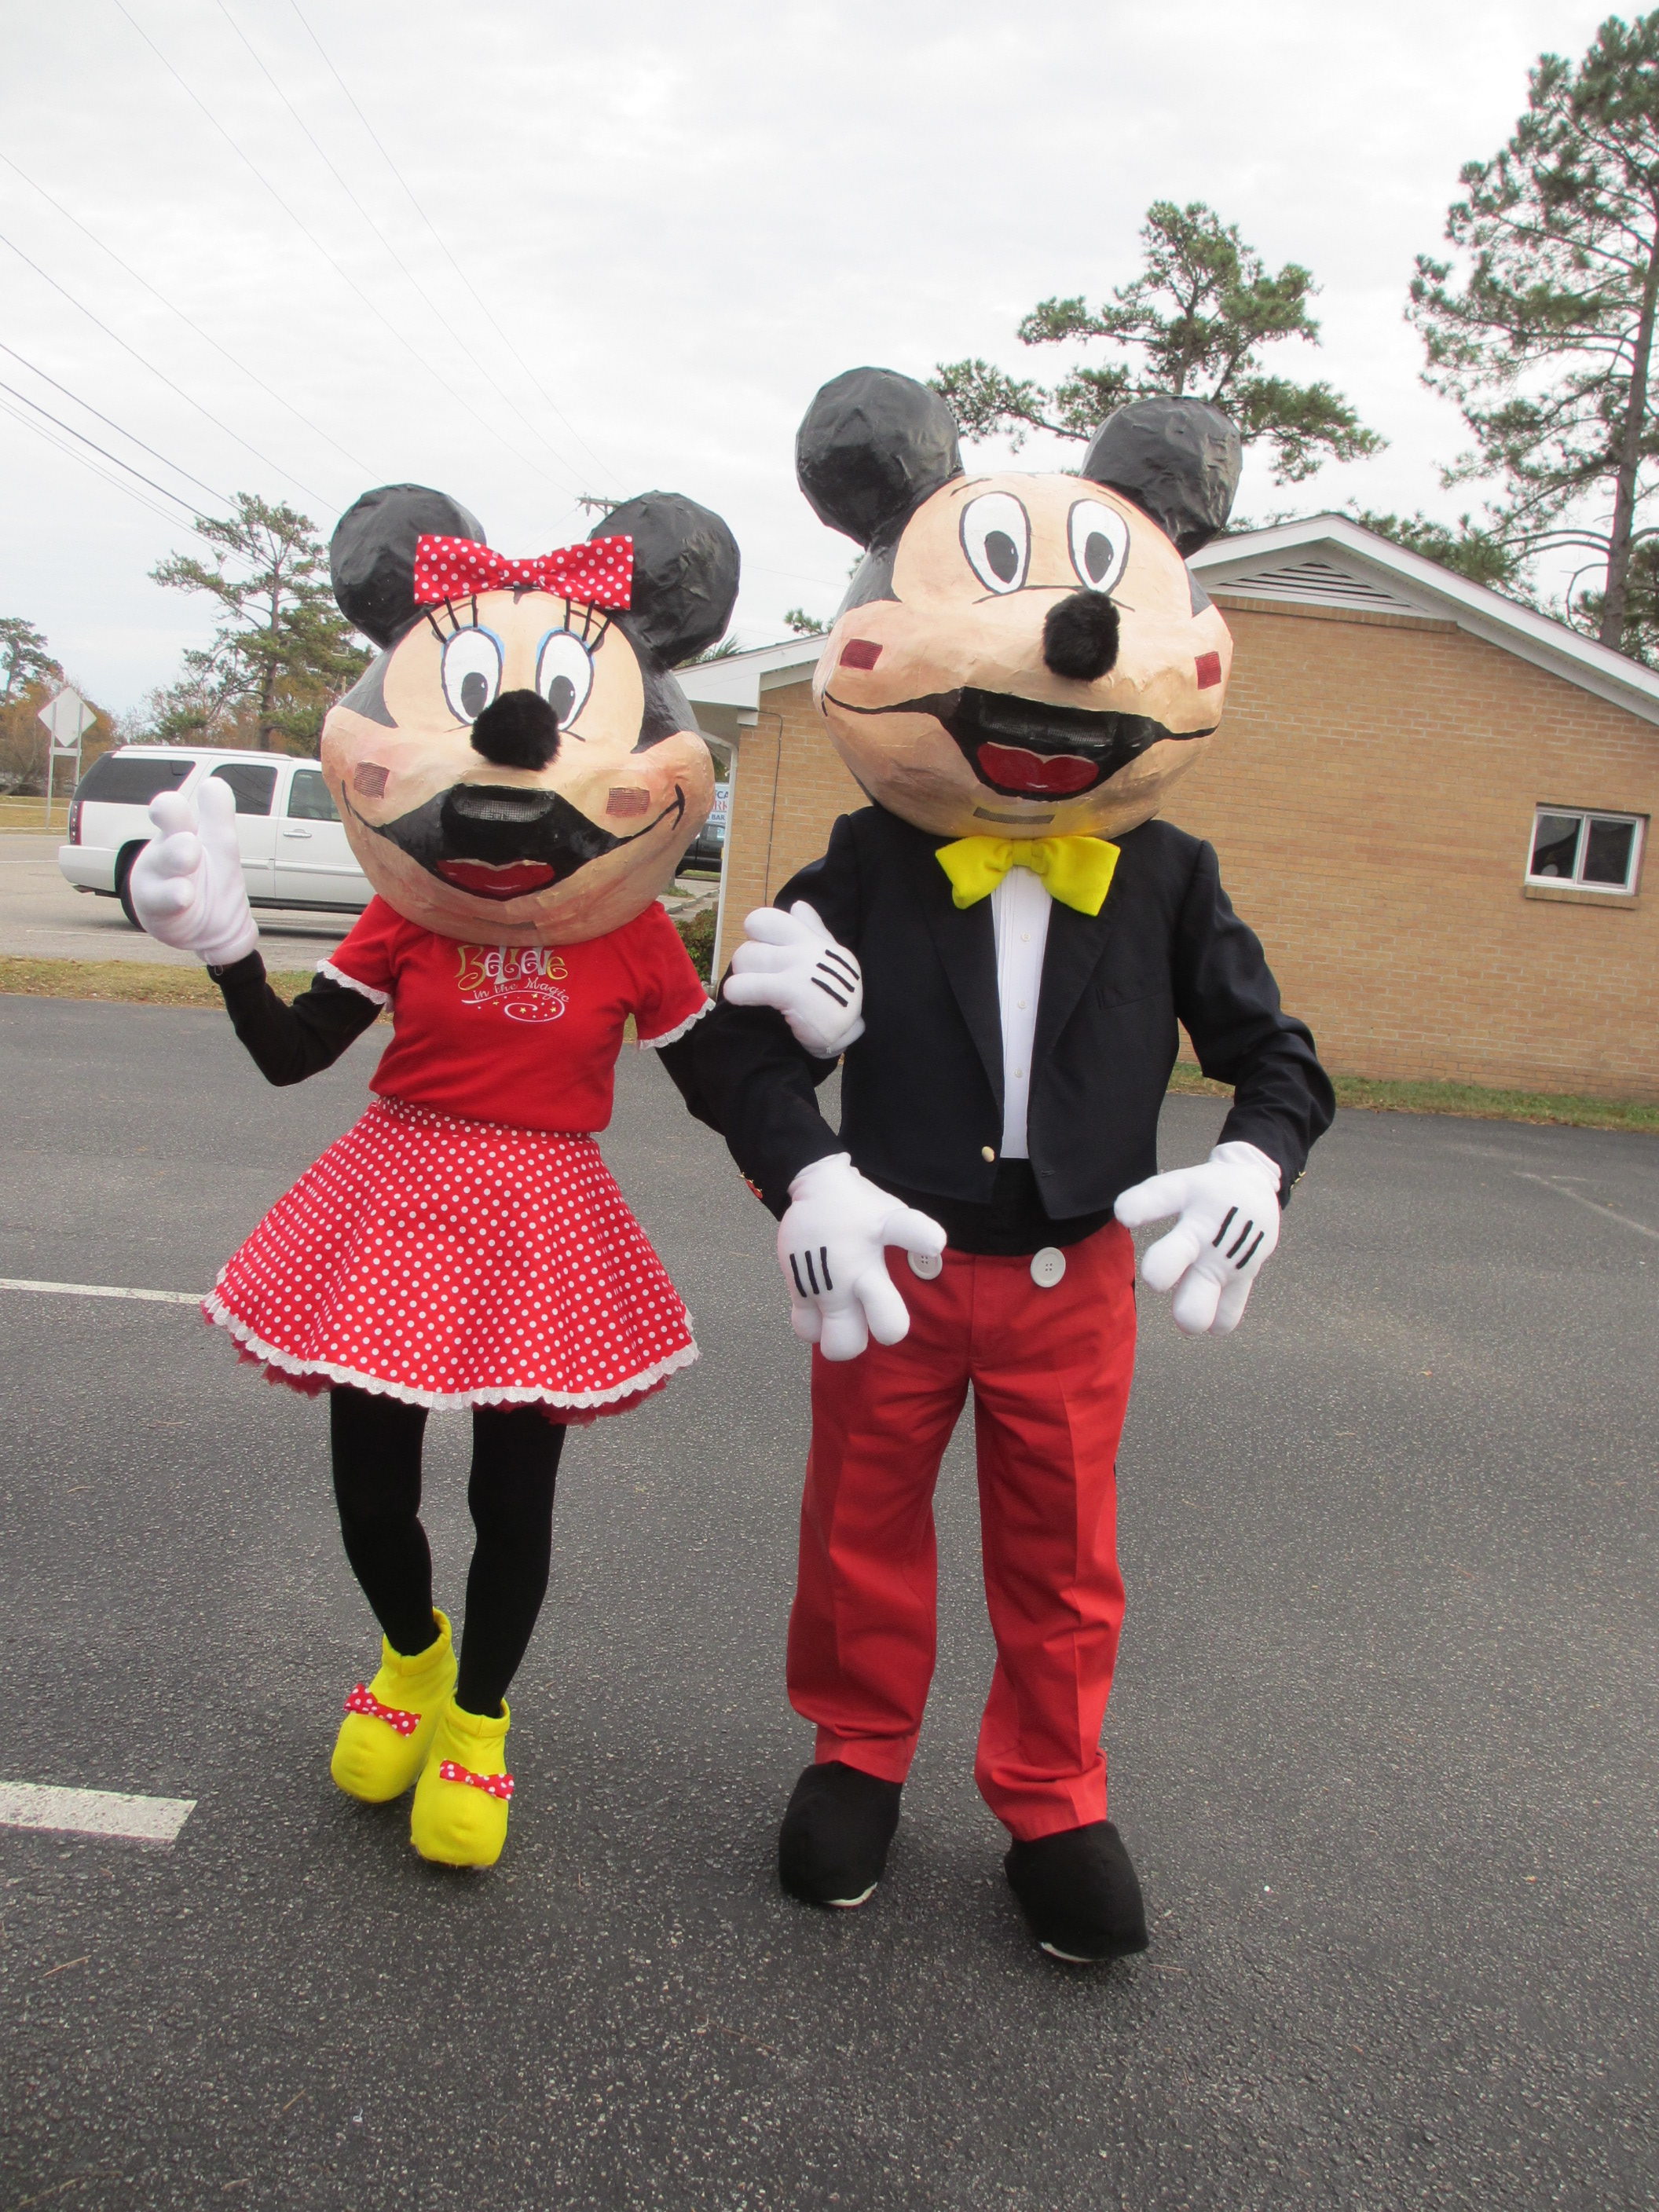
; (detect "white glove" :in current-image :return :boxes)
[779,1152,946,1361]
[723,901,865,1057]
[128,781,258,967]
[1114,1141,1283,1337]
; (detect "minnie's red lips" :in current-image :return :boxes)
[976,744,1100,796]
[436,857,558,900]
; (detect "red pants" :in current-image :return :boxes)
[787,1220,1137,1842]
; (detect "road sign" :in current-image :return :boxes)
[38,685,97,826]
[39,686,96,751]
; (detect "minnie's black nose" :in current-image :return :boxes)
[1043,591,1121,682]
[470,688,560,771]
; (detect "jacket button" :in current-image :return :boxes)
[1030,1246,1067,1289]
[981,1145,995,1163]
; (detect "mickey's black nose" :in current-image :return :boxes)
[469,688,560,771]
[1042,591,1121,682]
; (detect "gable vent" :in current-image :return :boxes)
[1209,557,1420,614]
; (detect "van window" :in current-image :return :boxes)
[287,767,339,822]
[211,762,279,815]
[75,753,196,806]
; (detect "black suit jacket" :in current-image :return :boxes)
[673,804,1333,1231]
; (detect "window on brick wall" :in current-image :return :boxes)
[1527,808,1645,893]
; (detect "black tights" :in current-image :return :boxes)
[329,1386,566,1718]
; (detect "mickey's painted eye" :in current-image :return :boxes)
[1068,500,1130,595]
[535,630,595,729]
[440,627,503,723]
[960,493,1031,594]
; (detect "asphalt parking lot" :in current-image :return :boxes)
[2,993,1656,2210]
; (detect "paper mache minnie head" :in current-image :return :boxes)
[321,484,739,947]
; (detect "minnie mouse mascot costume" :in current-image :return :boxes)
[130,483,738,1870]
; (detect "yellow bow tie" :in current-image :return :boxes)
[936,834,1120,917]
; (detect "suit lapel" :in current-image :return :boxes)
[911,835,1003,1107]
[1035,860,1126,1059]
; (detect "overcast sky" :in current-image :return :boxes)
[0,0,1621,714]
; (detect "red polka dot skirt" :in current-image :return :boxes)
[203,1097,696,1419]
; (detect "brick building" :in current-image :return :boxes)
[681,516,1659,1101]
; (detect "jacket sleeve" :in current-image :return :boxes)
[1171,841,1335,1196]
[210,950,383,1086]
[656,814,863,1214]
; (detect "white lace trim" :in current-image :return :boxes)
[202,1291,698,1410]
[637,996,714,1049]
[316,959,390,1008]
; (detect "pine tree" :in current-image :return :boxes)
[150,494,370,751]
[1409,13,1659,657]
[934,200,1382,483]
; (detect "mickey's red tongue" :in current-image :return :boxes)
[437,857,557,900]
[976,743,1099,797]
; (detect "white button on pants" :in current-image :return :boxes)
[1030,1245,1066,1289]
[909,1250,943,1280]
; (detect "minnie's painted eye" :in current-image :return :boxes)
[960,493,1031,594]
[535,630,595,729]
[440,627,502,723]
[1068,500,1130,595]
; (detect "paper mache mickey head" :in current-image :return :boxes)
[795,367,1240,843]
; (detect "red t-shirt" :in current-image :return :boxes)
[322,896,710,1135]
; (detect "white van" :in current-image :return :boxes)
[60,745,372,926]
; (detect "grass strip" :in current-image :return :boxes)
[0,801,69,833]
[0,957,314,1009]
[1168,1060,1659,1133]
[2,958,1654,1132]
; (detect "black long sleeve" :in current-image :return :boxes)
[1172,843,1335,1196]
[209,950,382,1086]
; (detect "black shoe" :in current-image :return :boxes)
[1004,1820,1148,1961]
[778,1761,903,1908]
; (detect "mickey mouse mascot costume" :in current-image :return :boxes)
[130,483,738,1870]
[683,370,1333,1961]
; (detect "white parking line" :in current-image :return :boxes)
[0,1276,203,1306]
[1514,1172,1659,1243]
[0,1781,195,1844]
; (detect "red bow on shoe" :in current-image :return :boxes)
[438,1760,515,1800]
[344,1683,421,1737]
[413,534,633,610]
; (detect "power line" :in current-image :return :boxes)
[0,225,331,506]
[0,339,228,504]
[0,375,211,516]
[0,392,236,551]
[0,148,373,480]
[284,0,624,494]
[215,0,595,491]
[110,0,578,500]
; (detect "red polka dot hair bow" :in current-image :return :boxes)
[413,533,633,610]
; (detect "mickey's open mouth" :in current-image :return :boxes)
[358,782,685,902]
[825,687,1211,799]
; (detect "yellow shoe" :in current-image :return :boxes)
[409,1698,514,1869]
[329,1610,456,1804]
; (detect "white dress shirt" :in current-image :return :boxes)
[990,863,1053,1159]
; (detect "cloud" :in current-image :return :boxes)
[0,0,1613,705]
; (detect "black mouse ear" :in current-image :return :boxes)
[797,368,962,548]
[331,484,486,646]
[595,492,740,668]
[1081,398,1240,555]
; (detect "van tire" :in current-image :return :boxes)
[115,844,145,929]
